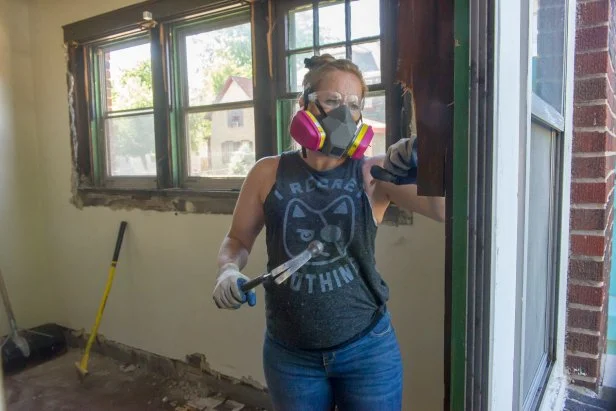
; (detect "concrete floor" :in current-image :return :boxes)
[3,350,261,411]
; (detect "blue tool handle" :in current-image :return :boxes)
[237,278,258,307]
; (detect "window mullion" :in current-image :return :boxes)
[345,0,351,59]
[253,0,277,158]
[91,47,105,186]
[150,24,174,188]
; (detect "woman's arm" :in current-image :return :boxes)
[365,155,445,223]
[378,180,445,222]
[217,157,278,271]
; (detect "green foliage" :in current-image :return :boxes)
[187,113,212,152]
[228,142,255,175]
[110,59,153,111]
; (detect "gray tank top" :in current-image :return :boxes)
[262,150,389,350]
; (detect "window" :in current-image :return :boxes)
[514,0,567,409]
[176,17,255,182]
[227,110,244,128]
[64,0,397,213]
[91,38,156,186]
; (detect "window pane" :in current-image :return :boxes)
[187,108,255,177]
[319,46,346,60]
[521,121,554,402]
[185,22,253,107]
[352,41,381,85]
[319,1,346,45]
[106,114,156,176]
[531,0,566,113]
[288,52,313,92]
[362,94,386,156]
[289,7,314,50]
[105,43,152,111]
[351,0,380,39]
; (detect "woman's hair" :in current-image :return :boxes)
[301,54,368,98]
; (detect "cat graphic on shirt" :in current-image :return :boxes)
[283,196,355,266]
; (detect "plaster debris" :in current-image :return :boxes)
[120,364,137,373]
[225,399,246,410]
[187,395,225,410]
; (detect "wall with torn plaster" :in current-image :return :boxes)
[25,1,446,409]
[0,0,54,335]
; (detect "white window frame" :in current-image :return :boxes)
[488,0,575,409]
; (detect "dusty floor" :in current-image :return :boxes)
[3,350,262,411]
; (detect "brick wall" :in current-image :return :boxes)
[567,0,615,392]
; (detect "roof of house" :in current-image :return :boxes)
[214,76,253,103]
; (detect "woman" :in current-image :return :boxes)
[213,54,445,411]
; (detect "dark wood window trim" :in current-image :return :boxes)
[64,0,411,224]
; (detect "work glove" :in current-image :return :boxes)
[212,263,257,309]
[370,137,418,185]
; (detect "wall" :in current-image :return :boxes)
[0,0,53,335]
[567,0,615,392]
[25,1,446,409]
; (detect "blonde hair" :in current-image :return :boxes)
[301,54,368,98]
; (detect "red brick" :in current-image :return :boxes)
[571,234,606,256]
[572,155,615,179]
[573,131,614,152]
[574,104,608,127]
[575,77,608,101]
[566,331,601,355]
[575,51,610,75]
[577,0,610,28]
[569,258,609,281]
[566,355,601,378]
[568,284,606,306]
[570,208,610,230]
[568,307,603,330]
[576,26,609,52]
[571,180,611,203]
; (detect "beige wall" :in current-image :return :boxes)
[1,1,448,409]
[0,0,53,335]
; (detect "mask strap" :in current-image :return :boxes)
[302,88,311,110]
[314,100,328,117]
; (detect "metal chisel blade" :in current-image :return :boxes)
[274,241,324,285]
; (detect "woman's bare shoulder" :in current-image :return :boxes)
[245,155,281,202]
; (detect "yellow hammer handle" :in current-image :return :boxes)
[79,221,127,370]
[79,263,117,369]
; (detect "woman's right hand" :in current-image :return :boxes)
[212,263,257,309]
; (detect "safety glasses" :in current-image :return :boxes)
[307,91,365,114]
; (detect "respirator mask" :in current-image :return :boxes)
[289,90,374,159]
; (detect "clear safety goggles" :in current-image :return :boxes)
[307,91,365,114]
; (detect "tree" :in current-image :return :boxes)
[108,57,155,174]
[228,142,255,175]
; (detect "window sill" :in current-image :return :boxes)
[73,186,413,224]
[73,186,240,215]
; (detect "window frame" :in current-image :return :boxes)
[170,10,254,190]
[63,0,404,217]
[513,0,569,409]
[89,34,158,188]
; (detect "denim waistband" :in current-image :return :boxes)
[266,305,387,353]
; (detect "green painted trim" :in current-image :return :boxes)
[276,99,294,153]
[170,28,183,186]
[451,0,470,409]
[90,48,103,185]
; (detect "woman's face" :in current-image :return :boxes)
[307,70,364,123]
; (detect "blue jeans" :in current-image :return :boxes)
[263,312,403,411]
